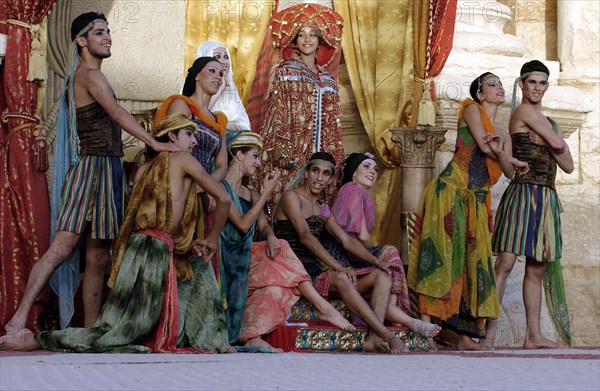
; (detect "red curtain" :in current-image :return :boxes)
[426,0,458,101]
[1,0,57,335]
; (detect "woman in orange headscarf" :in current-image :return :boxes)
[408,73,529,350]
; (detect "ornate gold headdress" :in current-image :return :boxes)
[270,3,344,69]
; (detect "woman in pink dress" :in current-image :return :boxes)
[325,152,442,340]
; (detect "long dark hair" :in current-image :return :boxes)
[182,56,220,97]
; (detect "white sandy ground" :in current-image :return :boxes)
[1,348,599,391]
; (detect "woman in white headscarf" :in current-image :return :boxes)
[196,41,251,132]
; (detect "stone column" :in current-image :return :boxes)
[555,0,600,347]
[390,126,447,263]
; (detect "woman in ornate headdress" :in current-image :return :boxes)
[408,73,529,350]
[195,41,251,132]
[324,152,441,340]
[250,3,345,215]
[221,131,353,351]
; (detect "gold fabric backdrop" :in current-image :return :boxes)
[184,0,276,105]
[185,0,418,245]
[334,0,414,244]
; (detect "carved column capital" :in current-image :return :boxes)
[390,125,448,168]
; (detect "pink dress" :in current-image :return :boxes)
[328,182,410,314]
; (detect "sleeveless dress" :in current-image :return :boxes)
[408,99,502,338]
[219,180,310,344]
[492,120,571,345]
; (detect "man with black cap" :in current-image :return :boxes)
[488,60,574,349]
[3,12,179,336]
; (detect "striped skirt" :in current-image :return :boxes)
[492,183,563,262]
[56,156,126,239]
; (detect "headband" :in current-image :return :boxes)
[74,19,106,40]
[307,158,336,169]
[284,157,336,194]
[511,70,549,112]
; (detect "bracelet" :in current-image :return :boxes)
[247,209,258,221]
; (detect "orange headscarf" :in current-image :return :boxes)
[457,98,503,231]
[154,94,226,137]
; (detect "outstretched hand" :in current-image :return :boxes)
[151,140,181,153]
[192,238,217,261]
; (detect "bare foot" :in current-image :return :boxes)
[387,335,408,354]
[456,335,485,351]
[0,329,40,351]
[224,345,236,354]
[427,337,439,351]
[316,307,355,331]
[363,334,389,353]
[244,337,283,352]
[409,318,442,338]
[4,318,26,335]
[479,319,496,350]
[523,336,561,349]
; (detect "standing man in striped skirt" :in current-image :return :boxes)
[3,12,178,335]
[488,60,574,349]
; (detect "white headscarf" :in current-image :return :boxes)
[196,41,250,131]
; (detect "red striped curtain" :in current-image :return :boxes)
[410,0,458,126]
[1,0,57,335]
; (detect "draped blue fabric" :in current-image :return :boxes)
[219,179,255,344]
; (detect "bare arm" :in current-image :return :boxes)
[518,106,566,151]
[86,69,179,152]
[278,192,346,272]
[461,104,499,159]
[515,107,574,173]
[326,217,380,267]
[326,215,401,274]
[165,98,193,117]
[486,132,529,178]
[180,153,231,244]
[256,198,281,259]
[226,170,280,234]
[211,134,228,182]
[549,130,574,173]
